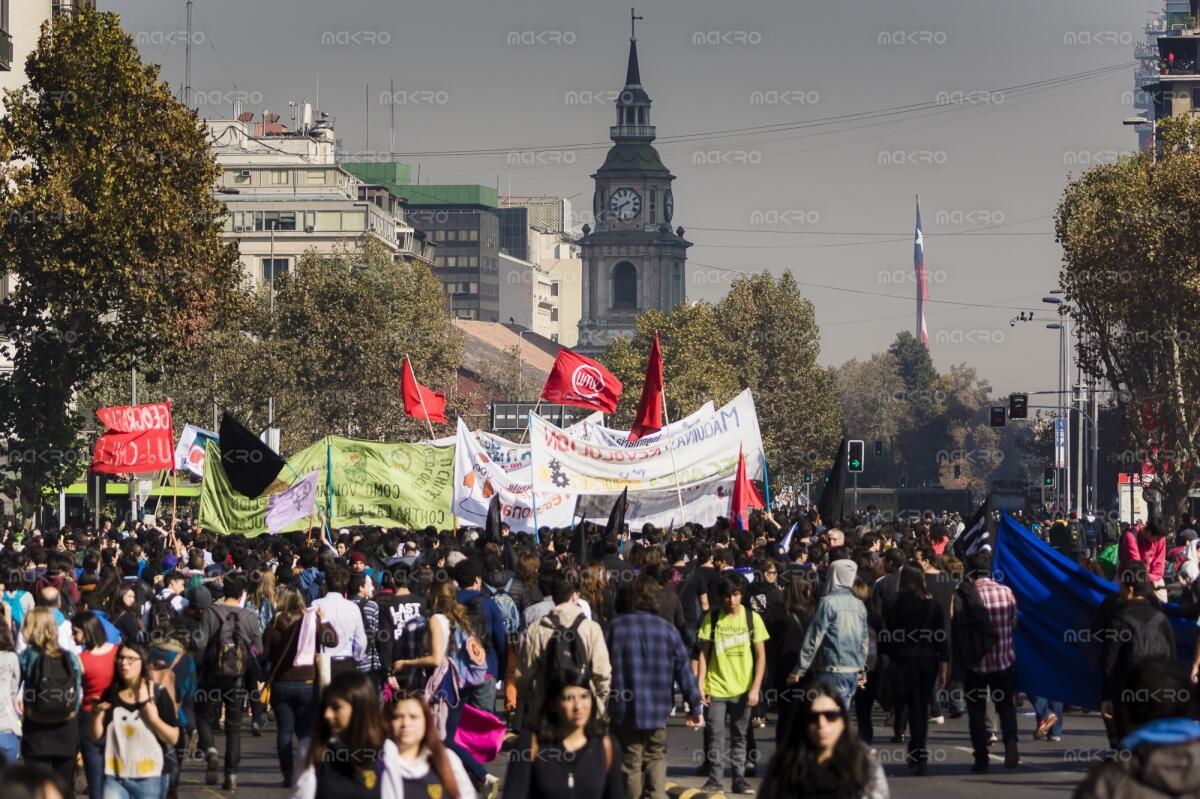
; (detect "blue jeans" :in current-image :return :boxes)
[80,712,106,799]
[444,699,487,785]
[1033,696,1064,737]
[102,774,166,799]
[814,671,860,713]
[271,681,317,780]
[0,730,18,765]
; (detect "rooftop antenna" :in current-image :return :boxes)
[389,77,395,157]
[365,83,369,152]
[184,0,193,108]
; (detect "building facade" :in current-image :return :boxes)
[576,28,689,354]
[1139,2,1200,136]
[210,116,431,284]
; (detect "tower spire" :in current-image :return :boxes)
[626,8,643,86]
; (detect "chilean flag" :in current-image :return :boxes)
[915,195,929,349]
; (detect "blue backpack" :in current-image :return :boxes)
[449,623,489,687]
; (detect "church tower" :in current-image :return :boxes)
[577,11,690,354]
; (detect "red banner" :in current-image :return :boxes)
[91,401,174,474]
[540,349,623,414]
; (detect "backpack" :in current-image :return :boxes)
[25,651,78,723]
[702,604,758,668]
[486,579,521,639]
[1110,601,1175,669]
[394,612,431,691]
[541,613,589,683]
[206,607,248,680]
[148,649,181,708]
[951,579,998,672]
[462,596,492,650]
[449,622,489,687]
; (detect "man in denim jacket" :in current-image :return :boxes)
[787,559,868,708]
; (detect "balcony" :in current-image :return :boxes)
[609,124,656,140]
[1160,56,1199,75]
[0,29,10,72]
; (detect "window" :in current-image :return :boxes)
[447,230,459,241]
[446,257,457,267]
[304,170,325,185]
[550,282,559,297]
[261,258,288,284]
[269,170,290,185]
[1193,87,1200,112]
[303,211,316,231]
[649,188,656,224]
[467,229,478,241]
[255,211,296,231]
[612,261,638,310]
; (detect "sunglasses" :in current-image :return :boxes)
[807,709,845,723]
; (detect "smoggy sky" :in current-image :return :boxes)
[111,0,1149,395]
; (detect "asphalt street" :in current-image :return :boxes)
[171,704,1105,798]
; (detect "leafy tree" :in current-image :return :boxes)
[602,272,841,485]
[837,352,905,485]
[1056,114,1200,525]
[0,10,240,517]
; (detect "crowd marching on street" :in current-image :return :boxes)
[1,505,1200,799]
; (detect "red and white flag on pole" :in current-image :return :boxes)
[402,357,447,424]
[540,349,623,414]
[915,195,929,349]
[627,333,665,444]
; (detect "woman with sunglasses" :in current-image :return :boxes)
[291,671,403,799]
[759,680,889,799]
[385,692,476,799]
[89,642,179,799]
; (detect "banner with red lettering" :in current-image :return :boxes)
[91,401,175,474]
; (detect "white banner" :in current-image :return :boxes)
[453,419,575,533]
[573,402,716,449]
[575,473,735,529]
[530,389,764,495]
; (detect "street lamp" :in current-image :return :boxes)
[509,317,528,400]
[1046,320,1069,515]
[1124,116,1157,162]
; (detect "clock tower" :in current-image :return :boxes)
[577,11,690,354]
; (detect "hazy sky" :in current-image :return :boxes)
[111,0,1148,396]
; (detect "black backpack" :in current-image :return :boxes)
[951,579,998,672]
[393,612,431,691]
[542,614,589,682]
[25,652,78,723]
[463,596,491,649]
[207,607,248,680]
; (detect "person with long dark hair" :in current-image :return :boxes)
[774,574,816,745]
[72,612,117,799]
[89,642,179,799]
[385,692,476,799]
[879,565,948,774]
[291,671,403,799]
[759,680,889,799]
[501,664,624,799]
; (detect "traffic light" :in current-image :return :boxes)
[990,406,1007,427]
[874,440,883,457]
[899,475,908,488]
[847,440,865,473]
[953,464,961,479]
[1043,467,1055,487]
[1009,393,1028,419]
[803,472,813,484]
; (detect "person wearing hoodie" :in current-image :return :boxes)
[293,550,324,606]
[788,559,869,711]
[452,558,508,713]
[1074,657,1200,799]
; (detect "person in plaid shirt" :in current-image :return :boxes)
[606,574,703,799]
[962,551,1019,773]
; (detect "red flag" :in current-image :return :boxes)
[627,333,664,444]
[91,401,175,474]
[540,349,623,414]
[730,445,765,530]
[402,357,447,424]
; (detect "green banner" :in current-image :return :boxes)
[199,437,455,536]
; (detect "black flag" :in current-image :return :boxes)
[606,488,628,542]
[484,494,502,541]
[954,495,995,559]
[816,438,847,527]
[218,413,286,498]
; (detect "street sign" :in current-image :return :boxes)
[847,440,864,472]
[1054,419,1067,468]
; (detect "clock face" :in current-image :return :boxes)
[609,188,641,222]
[664,190,674,223]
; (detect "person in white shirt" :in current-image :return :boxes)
[16,587,78,655]
[310,564,367,677]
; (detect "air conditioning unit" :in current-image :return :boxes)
[233,226,251,232]
[237,170,251,178]
[304,225,315,232]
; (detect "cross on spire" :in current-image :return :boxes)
[630,7,643,40]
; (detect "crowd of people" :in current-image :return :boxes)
[0,504,1196,799]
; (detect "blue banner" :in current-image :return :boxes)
[993,512,1195,710]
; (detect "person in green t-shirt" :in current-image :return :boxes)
[696,571,768,795]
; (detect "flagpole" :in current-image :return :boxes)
[518,400,542,445]
[171,470,178,527]
[656,333,687,521]
[406,354,437,440]
[761,453,772,510]
[528,410,540,544]
[325,438,334,546]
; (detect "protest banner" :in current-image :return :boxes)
[91,401,174,474]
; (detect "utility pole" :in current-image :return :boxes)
[184,0,193,109]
